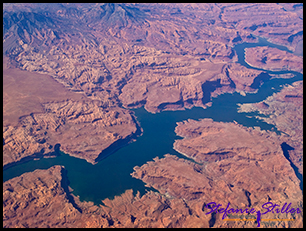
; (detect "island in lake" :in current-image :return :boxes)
[3,3,303,228]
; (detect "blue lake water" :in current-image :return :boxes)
[3,37,303,205]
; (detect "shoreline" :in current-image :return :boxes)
[3,149,60,175]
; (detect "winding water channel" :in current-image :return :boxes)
[3,37,303,205]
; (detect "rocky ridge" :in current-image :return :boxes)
[173,118,282,163]
[245,46,303,73]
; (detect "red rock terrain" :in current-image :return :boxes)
[3,57,138,166]
[132,119,303,227]
[238,81,303,176]
[245,46,303,73]
[3,2,280,167]
[3,3,303,228]
[218,3,303,52]
[173,118,280,163]
[119,61,263,113]
[2,165,217,228]
[3,3,303,115]
[132,154,303,228]
[4,161,302,228]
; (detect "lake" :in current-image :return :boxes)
[3,37,303,205]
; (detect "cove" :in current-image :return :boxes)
[3,37,303,205]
